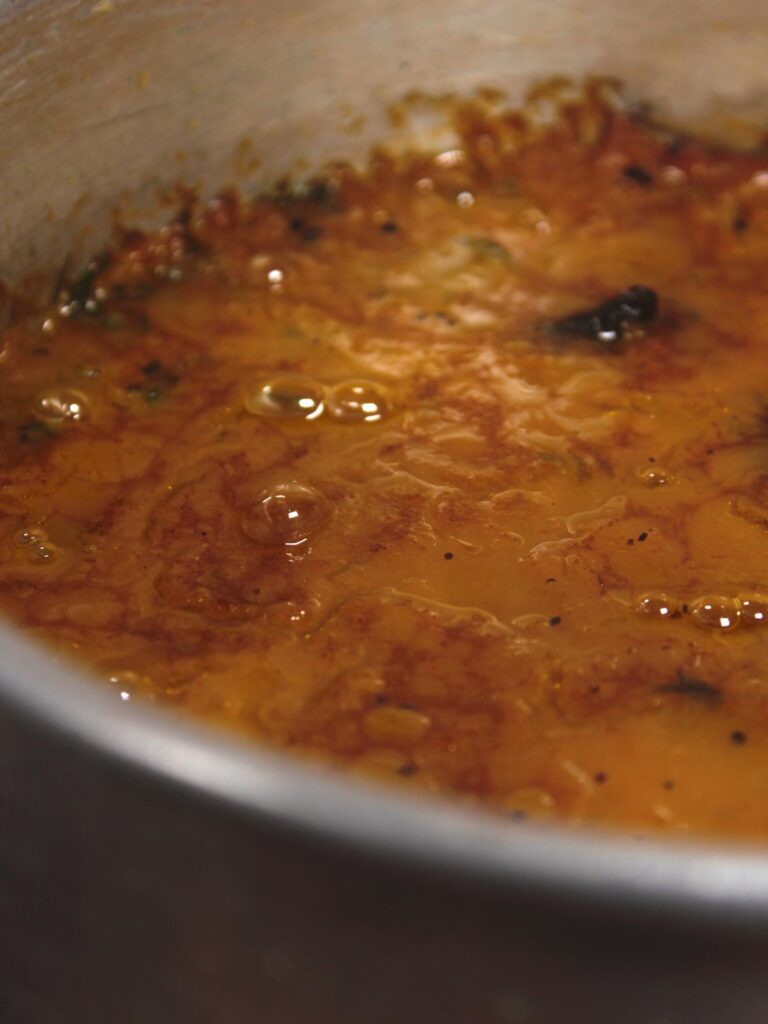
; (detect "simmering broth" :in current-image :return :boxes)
[3,89,768,838]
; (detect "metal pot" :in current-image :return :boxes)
[4,2,768,1021]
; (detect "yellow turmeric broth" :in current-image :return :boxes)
[4,92,768,839]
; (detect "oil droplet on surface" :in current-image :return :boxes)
[15,526,46,546]
[690,595,741,631]
[326,380,391,423]
[28,544,57,562]
[34,388,88,422]
[244,376,325,420]
[242,482,329,546]
[636,593,681,619]
[739,594,768,626]
[638,466,673,487]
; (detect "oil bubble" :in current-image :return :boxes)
[242,482,329,546]
[690,595,741,631]
[326,380,391,423]
[15,526,46,546]
[245,376,325,420]
[28,544,57,562]
[638,466,673,487]
[636,593,681,619]
[739,594,768,626]
[34,388,88,422]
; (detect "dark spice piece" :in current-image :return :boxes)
[398,762,418,776]
[594,772,607,784]
[638,531,648,542]
[732,215,749,233]
[549,615,561,627]
[551,285,658,344]
[623,165,653,185]
[658,671,721,701]
[380,220,399,233]
[443,552,454,561]
[730,730,748,745]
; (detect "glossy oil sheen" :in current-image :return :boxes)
[5,92,768,841]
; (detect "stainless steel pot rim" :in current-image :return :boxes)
[4,618,768,926]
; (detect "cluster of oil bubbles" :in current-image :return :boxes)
[13,526,58,564]
[34,387,89,423]
[241,481,329,548]
[244,374,391,424]
[636,592,768,631]
[57,288,108,320]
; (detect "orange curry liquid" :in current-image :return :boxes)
[4,92,768,840]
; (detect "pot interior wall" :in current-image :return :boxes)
[2,0,768,294]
